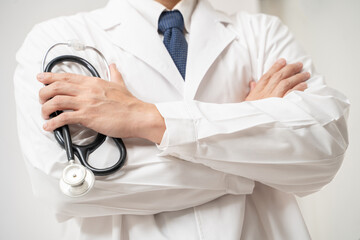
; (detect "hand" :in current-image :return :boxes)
[37,64,166,144]
[245,59,310,101]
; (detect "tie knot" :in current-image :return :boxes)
[158,10,185,34]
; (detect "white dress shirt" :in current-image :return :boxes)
[14,0,349,239]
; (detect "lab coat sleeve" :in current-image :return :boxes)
[155,14,350,196]
[14,20,254,221]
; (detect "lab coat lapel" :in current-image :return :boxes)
[185,0,236,100]
[102,0,185,95]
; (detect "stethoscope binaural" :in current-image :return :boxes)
[42,40,126,197]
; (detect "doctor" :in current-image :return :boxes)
[14,0,349,239]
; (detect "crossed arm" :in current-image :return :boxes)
[37,58,309,142]
[14,15,349,219]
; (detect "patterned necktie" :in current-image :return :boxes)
[158,10,188,80]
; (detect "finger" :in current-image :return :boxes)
[286,71,310,87]
[276,72,310,96]
[249,81,256,91]
[43,111,82,132]
[109,64,125,86]
[37,72,84,85]
[259,58,287,82]
[270,62,304,84]
[285,82,308,96]
[266,62,304,94]
[256,59,287,91]
[266,58,287,77]
[41,95,79,119]
[39,81,80,104]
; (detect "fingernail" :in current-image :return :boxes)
[43,123,48,130]
[37,73,45,81]
[305,72,311,78]
[277,58,286,65]
[297,62,303,67]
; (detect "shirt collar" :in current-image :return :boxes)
[127,0,197,33]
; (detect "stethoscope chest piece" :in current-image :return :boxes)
[59,161,95,197]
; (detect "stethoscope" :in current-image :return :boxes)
[42,40,127,198]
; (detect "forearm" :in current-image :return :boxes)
[151,14,350,196]
[26,163,253,220]
[154,75,349,196]
[15,66,254,218]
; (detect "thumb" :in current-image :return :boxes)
[109,63,125,86]
[249,80,256,91]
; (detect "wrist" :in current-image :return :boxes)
[135,102,166,144]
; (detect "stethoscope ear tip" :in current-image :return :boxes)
[59,163,95,197]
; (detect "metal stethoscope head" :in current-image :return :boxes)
[42,40,126,197]
[59,160,95,197]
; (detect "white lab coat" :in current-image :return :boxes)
[14,0,349,239]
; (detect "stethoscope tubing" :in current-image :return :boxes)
[43,54,126,176]
[42,41,111,82]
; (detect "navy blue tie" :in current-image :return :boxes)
[158,10,188,80]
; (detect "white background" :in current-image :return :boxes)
[0,0,358,239]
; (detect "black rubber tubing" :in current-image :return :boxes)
[44,55,126,176]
